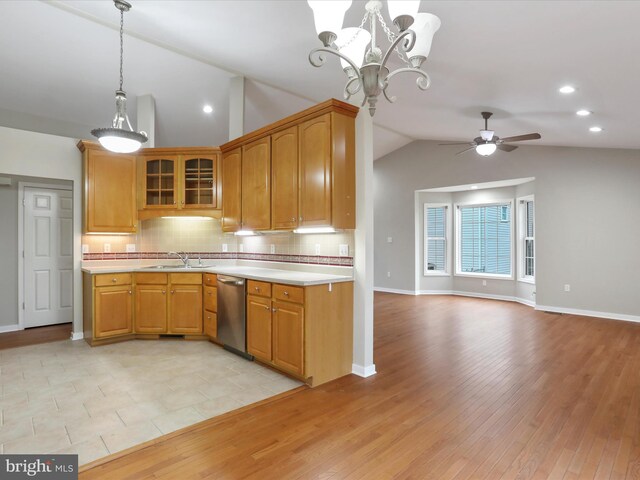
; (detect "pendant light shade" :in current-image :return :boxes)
[407,12,441,62]
[336,27,371,69]
[91,0,147,153]
[387,0,420,30]
[307,0,352,45]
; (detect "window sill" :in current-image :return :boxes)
[454,273,514,281]
[423,272,451,277]
[517,277,535,285]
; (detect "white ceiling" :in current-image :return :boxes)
[1,1,639,159]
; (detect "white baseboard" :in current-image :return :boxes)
[352,363,377,378]
[417,290,454,295]
[535,304,640,324]
[70,332,84,341]
[374,287,417,295]
[0,324,21,333]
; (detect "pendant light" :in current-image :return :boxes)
[91,0,147,153]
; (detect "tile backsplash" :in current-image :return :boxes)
[82,217,354,266]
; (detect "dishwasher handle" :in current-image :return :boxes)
[218,278,245,286]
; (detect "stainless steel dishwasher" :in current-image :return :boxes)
[216,275,252,359]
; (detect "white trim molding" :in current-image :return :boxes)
[535,305,640,324]
[374,287,418,295]
[352,363,377,377]
[70,331,84,341]
[0,324,22,334]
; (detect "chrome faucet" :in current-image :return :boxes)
[168,251,189,267]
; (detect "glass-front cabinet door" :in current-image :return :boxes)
[182,156,217,208]
[144,157,177,208]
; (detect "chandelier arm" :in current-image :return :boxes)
[383,67,432,100]
[344,76,362,98]
[382,87,397,104]
[309,47,363,76]
[380,29,416,71]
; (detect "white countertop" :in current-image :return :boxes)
[81,264,353,286]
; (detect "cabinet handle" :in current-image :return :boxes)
[255,287,260,291]
[171,290,175,294]
[162,290,166,294]
[112,278,117,283]
[272,307,278,313]
[181,200,185,205]
[207,315,211,320]
[263,305,270,310]
[291,217,295,222]
[128,290,132,295]
[283,291,289,296]
[299,216,303,221]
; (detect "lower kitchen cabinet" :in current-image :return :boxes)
[135,284,167,333]
[246,280,353,386]
[247,294,272,362]
[169,283,203,334]
[203,274,218,339]
[272,300,304,376]
[83,273,134,344]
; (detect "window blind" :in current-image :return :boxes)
[425,206,446,272]
[459,204,511,275]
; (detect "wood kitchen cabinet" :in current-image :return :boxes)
[135,273,168,333]
[203,273,218,339]
[222,148,242,232]
[271,126,298,230]
[83,273,134,344]
[137,147,221,220]
[241,137,271,230]
[78,141,137,233]
[169,283,203,334]
[245,279,353,386]
[220,99,357,232]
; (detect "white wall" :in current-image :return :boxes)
[0,126,83,335]
[375,140,640,319]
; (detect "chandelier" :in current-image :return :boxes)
[307,0,440,116]
[91,0,147,153]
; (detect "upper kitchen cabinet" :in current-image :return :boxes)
[137,147,221,220]
[221,148,242,232]
[78,141,137,234]
[241,137,271,230]
[219,99,357,232]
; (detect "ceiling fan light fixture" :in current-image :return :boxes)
[559,85,576,94]
[475,143,497,156]
[576,109,591,116]
[91,0,147,153]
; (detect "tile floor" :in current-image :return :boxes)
[0,339,302,465]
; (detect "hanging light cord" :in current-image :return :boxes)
[119,7,124,91]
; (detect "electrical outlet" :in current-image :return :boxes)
[222,244,228,253]
[387,271,391,278]
[81,244,89,254]
[239,244,244,253]
[339,244,349,256]
[387,237,393,243]
[564,284,571,292]
[270,244,276,254]
[315,244,321,255]
[103,243,111,253]
[126,244,136,253]
[482,280,487,286]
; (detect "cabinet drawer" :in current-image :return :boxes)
[135,272,168,285]
[203,273,217,287]
[95,273,132,287]
[247,280,271,298]
[204,286,217,312]
[273,284,304,304]
[169,273,202,285]
[204,310,217,338]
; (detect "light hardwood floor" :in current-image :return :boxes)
[80,293,640,479]
[0,323,71,350]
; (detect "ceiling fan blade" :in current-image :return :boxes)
[499,133,541,143]
[456,146,476,156]
[439,142,474,146]
[497,144,518,152]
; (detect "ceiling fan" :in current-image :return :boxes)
[440,112,541,156]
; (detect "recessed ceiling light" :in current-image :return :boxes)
[470,186,478,190]
[576,109,591,116]
[559,85,576,94]
[202,105,213,114]
[589,126,603,133]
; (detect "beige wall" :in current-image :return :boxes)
[375,140,640,318]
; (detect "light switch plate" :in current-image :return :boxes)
[126,244,136,253]
[339,244,349,256]
[387,237,393,243]
[222,244,228,252]
[103,243,111,253]
[81,244,89,254]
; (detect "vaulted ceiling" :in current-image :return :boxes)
[1,1,639,159]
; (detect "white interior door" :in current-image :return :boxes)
[23,187,73,328]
